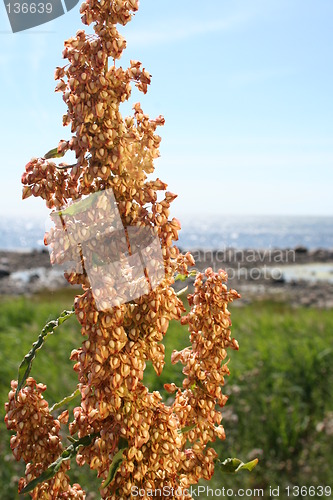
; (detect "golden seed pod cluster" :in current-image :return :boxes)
[5,379,84,499]
[7,1,240,498]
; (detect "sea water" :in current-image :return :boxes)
[0,214,332,251]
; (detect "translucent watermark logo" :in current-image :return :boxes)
[45,189,165,311]
[4,0,79,33]
[131,485,265,497]
[191,249,297,266]
[190,249,297,283]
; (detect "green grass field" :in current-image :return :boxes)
[1,291,333,499]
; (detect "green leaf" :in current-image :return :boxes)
[216,457,258,474]
[44,147,66,159]
[20,433,98,495]
[16,307,75,399]
[49,388,80,413]
[19,467,55,494]
[174,270,197,282]
[101,438,128,489]
[175,273,187,282]
[178,424,196,434]
[54,194,97,218]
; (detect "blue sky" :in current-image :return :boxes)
[0,0,332,220]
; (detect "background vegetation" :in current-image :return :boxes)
[1,290,332,499]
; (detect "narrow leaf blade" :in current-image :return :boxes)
[55,194,97,217]
[217,457,258,474]
[44,147,65,159]
[16,308,75,399]
[178,424,196,434]
[20,433,98,494]
[101,439,128,489]
[20,467,56,494]
[50,388,80,412]
[235,458,258,472]
[174,270,197,282]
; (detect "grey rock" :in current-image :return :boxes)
[0,267,10,278]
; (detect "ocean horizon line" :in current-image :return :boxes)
[0,214,332,252]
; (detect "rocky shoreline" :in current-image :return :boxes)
[0,248,332,308]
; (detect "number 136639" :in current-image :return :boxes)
[6,3,53,14]
[286,485,331,497]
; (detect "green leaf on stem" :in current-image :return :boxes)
[54,195,97,218]
[174,270,197,282]
[20,433,98,495]
[178,424,196,434]
[49,388,80,413]
[216,457,258,474]
[44,147,66,159]
[101,438,128,489]
[16,307,75,399]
